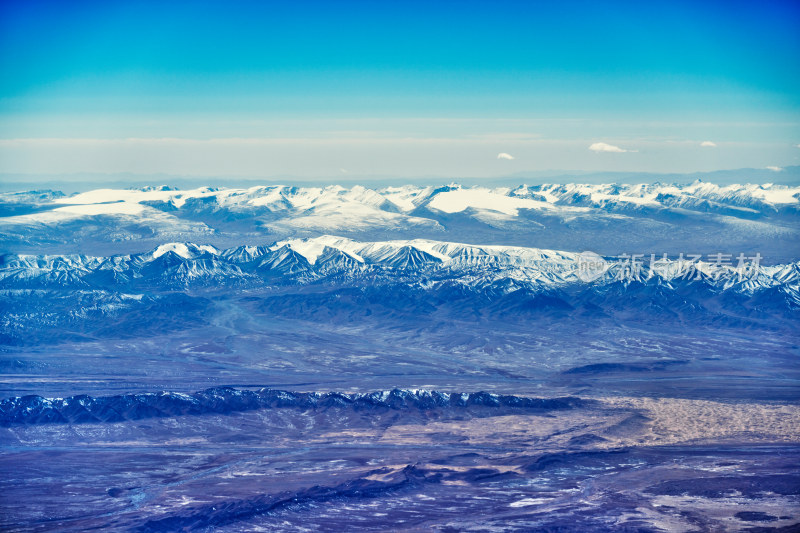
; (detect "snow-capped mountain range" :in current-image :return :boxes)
[2,235,798,292]
[2,235,797,348]
[6,181,798,217]
[2,182,799,262]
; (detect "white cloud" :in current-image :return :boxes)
[497,152,515,160]
[700,141,717,147]
[588,142,630,153]
[766,166,783,172]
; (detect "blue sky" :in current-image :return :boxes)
[1,0,798,178]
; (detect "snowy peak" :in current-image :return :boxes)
[425,187,552,215]
[258,246,312,274]
[314,246,365,273]
[220,245,270,264]
[375,245,444,270]
[152,242,219,259]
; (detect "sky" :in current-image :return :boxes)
[1,0,799,180]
